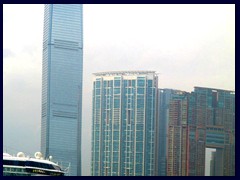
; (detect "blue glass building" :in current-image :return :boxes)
[41,4,83,176]
[91,71,158,176]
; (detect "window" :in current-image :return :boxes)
[114,80,120,87]
[127,110,131,124]
[96,80,101,88]
[96,89,100,95]
[137,88,144,94]
[147,80,153,87]
[128,80,132,87]
[137,78,145,87]
[114,88,120,95]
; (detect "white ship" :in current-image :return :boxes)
[3,152,66,176]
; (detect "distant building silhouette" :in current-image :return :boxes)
[91,71,158,176]
[41,4,83,176]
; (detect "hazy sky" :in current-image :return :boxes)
[3,4,234,176]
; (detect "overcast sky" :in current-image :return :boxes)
[3,4,234,176]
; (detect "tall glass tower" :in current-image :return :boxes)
[91,71,158,176]
[41,4,83,176]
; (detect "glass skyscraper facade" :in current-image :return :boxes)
[91,71,158,176]
[41,4,83,176]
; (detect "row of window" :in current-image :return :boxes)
[95,80,154,88]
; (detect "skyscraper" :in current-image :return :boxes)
[41,4,83,176]
[157,89,189,176]
[156,89,178,176]
[91,71,158,176]
[166,90,188,176]
[188,87,235,176]
[163,87,235,176]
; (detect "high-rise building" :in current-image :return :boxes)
[188,87,235,176]
[91,71,158,176]
[41,4,83,176]
[210,151,216,176]
[157,89,189,176]
[163,87,235,176]
[167,90,189,176]
[210,149,224,176]
[156,89,184,176]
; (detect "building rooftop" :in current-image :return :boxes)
[194,86,235,93]
[93,70,156,76]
